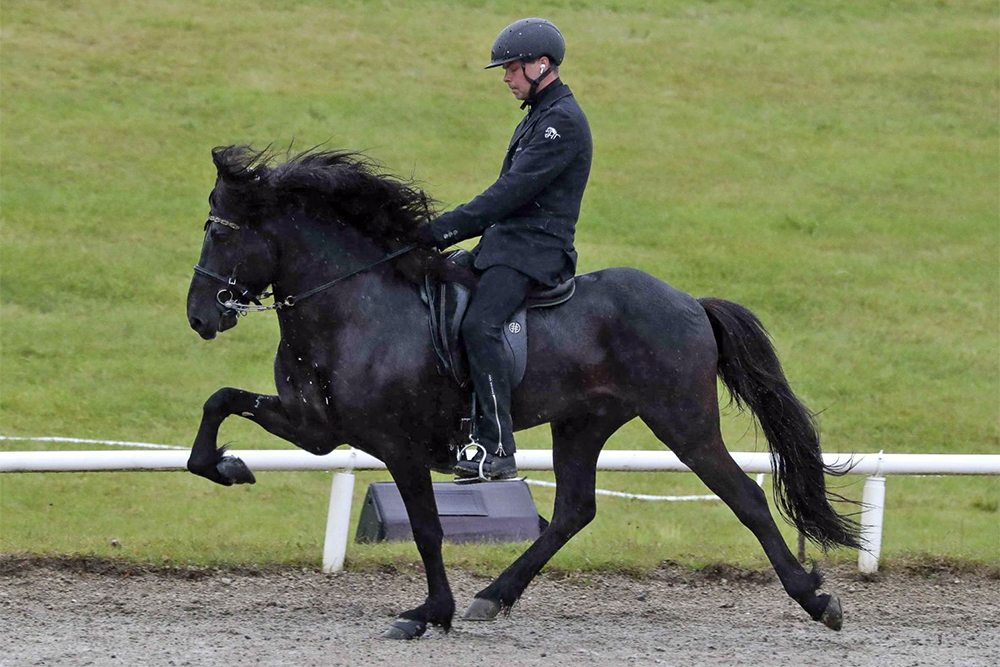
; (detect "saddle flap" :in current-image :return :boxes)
[501,307,528,389]
[423,250,574,390]
[425,273,472,387]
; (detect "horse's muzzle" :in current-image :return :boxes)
[189,314,218,340]
[188,311,237,340]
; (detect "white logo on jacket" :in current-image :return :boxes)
[544,127,560,140]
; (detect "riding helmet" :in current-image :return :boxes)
[486,18,565,69]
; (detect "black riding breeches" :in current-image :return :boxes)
[461,265,535,456]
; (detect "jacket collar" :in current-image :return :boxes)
[525,79,570,113]
[507,81,575,151]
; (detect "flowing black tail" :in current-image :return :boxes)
[698,297,861,550]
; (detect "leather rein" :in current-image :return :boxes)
[193,214,418,317]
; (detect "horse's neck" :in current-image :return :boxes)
[272,222,424,349]
[271,218,387,296]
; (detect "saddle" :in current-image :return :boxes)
[422,250,575,389]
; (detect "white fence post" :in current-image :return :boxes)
[322,449,357,573]
[858,475,886,574]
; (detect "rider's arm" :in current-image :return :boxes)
[428,109,582,245]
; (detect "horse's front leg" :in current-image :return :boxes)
[379,454,455,639]
[188,386,302,486]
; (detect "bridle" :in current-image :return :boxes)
[192,215,273,317]
[192,214,418,317]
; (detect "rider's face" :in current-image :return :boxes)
[502,59,548,100]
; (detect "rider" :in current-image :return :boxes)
[413,18,593,480]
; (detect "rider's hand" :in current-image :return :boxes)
[410,223,441,249]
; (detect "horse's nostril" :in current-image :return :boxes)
[189,316,204,331]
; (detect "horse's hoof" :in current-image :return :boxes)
[216,456,256,485]
[380,618,425,640]
[820,594,843,631]
[462,597,501,621]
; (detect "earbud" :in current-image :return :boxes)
[539,64,546,73]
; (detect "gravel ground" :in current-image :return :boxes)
[1,556,998,667]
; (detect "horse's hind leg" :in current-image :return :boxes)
[463,408,631,620]
[641,399,843,630]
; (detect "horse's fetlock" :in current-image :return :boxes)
[785,581,818,604]
[429,599,455,630]
[498,594,520,616]
[479,584,523,614]
[186,453,216,475]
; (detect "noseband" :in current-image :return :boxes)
[192,214,418,316]
[192,263,268,317]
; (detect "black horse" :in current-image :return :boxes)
[186,145,859,639]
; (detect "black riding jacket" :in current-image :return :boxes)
[429,80,592,286]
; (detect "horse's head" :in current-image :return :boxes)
[187,146,278,340]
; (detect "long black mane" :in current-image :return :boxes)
[213,144,448,283]
[213,144,437,245]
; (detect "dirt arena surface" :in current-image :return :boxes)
[1,556,997,667]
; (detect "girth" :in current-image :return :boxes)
[423,250,575,389]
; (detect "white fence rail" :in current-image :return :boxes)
[2,448,998,573]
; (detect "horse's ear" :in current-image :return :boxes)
[212,146,228,171]
[213,145,270,185]
[213,145,245,181]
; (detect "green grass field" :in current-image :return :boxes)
[1,0,997,572]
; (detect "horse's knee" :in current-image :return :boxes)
[550,499,596,538]
[202,387,239,415]
[411,520,444,547]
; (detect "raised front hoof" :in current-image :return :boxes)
[819,594,843,631]
[381,618,426,640]
[462,597,501,621]
[216,456,256,485]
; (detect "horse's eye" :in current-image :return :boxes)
[210,225,232,242]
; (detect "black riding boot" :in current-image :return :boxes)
[454,266,534,480]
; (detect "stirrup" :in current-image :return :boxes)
[454,441,518,482]
[456,442,490,481]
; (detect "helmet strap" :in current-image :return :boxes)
[520,63,556,110]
